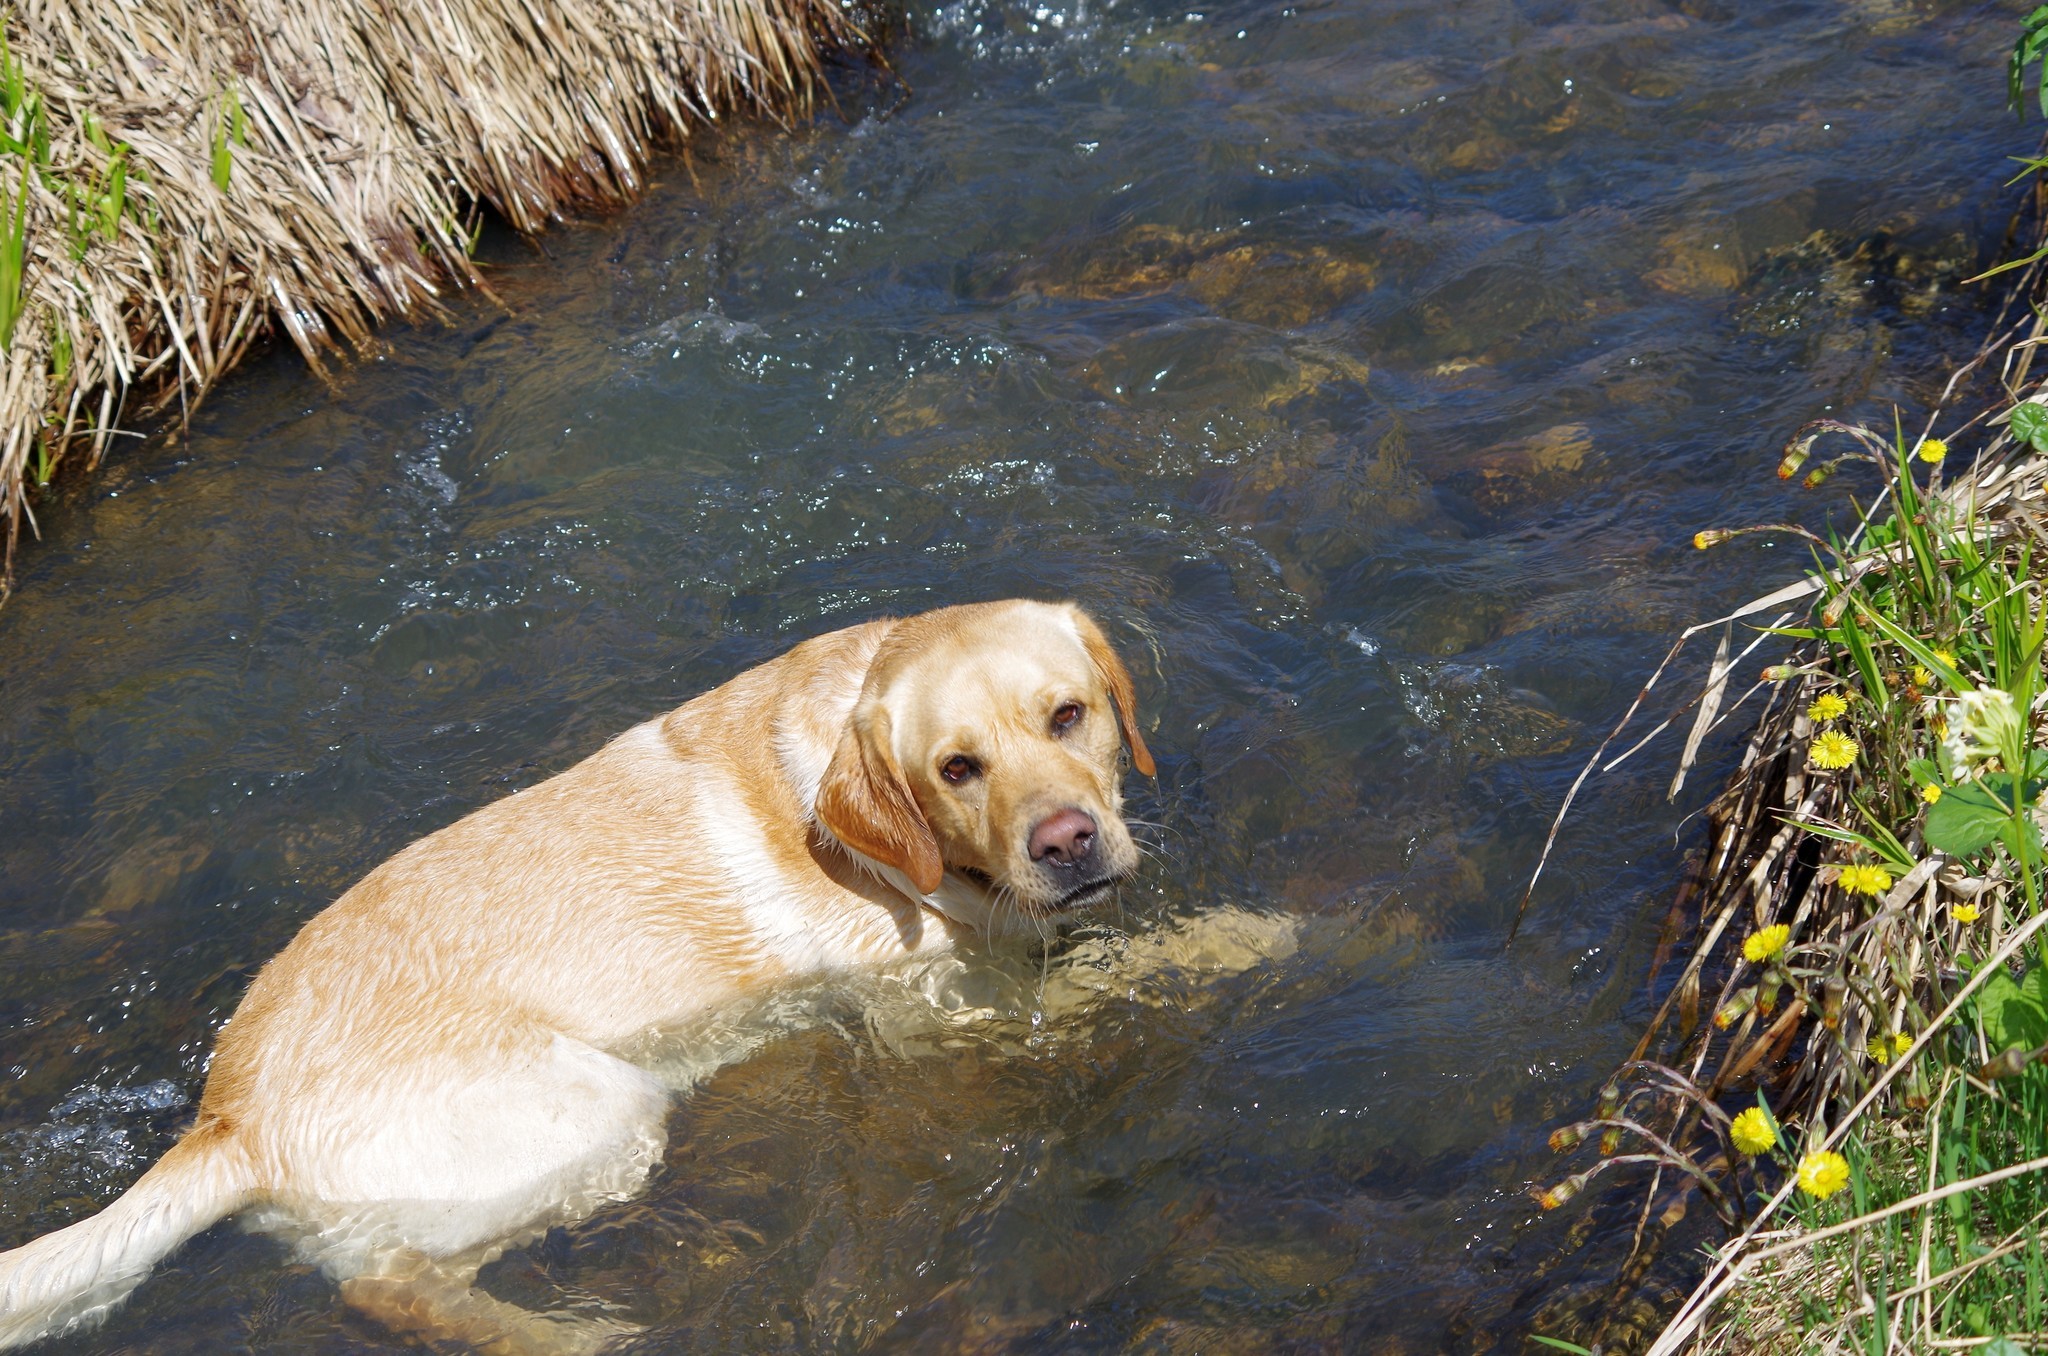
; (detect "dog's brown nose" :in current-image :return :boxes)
[1029,808,1097,866]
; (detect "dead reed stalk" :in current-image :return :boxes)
[0,0,863,593]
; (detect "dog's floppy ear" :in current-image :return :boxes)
[815,704,945,895]
[1072,609,1157,778]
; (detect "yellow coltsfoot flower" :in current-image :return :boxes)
[1743,924,1791,964]
[1808,729,1859,769]
[1837,863,1893,897]
[1730,1106,1776,1157]
[1911,666,1933,689]
[1920,783,1942,804]
[1797,1150,1851,1199]
[1953,902,1982,923]
[1917,437,1948,465]
[1933,649,1958,670]
[1806,693,1848,723]
[1871,1032,1913,1064]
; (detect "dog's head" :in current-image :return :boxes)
[815,600,1155,925]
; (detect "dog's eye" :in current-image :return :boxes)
[940,755,978,784]
[1051,702,1083,733]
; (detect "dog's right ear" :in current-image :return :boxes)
[814,705,944,895]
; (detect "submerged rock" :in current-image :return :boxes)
[1438,423,1599,521]
[1398,662,1578,762]
[1011,223,1378,328]
[1081,319,1371,412]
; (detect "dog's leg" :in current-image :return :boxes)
[253,1029,671,1351]
[339,1250,634,1356]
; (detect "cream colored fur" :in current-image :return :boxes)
[0,600,1159,1353]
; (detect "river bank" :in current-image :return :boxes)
[1533,23,2048,1352]
[0,0,863,593]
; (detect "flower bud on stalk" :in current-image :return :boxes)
[1762,664,1802,682]
[1903,1062,1931,1111]
[1535,1170,1593,1210]
[1758,975,1781,1019]
[1802,463,1835,489]
[1977,1046,2039,1082]
[1590,1083,1624,1154]
[1821,974,1846,1031]
[1548,1122,1590,1153]
[1714,985,1758,1030]
[1694,529,1736,550]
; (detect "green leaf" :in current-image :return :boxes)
[1754,1092,1786,1153]
[1980,1339,2029,1356]
[1844,598,1968,695]
[2000,810,2047,866]
[1976,966,2048,1054]
[2013,400,2048,453]
[1851,796,1917,873]
[102,153,126,238]
[1974,242,2048,284]
[1530,1338,1597,1356]
[1924,781,2013,859]
[1837,606,1886,714]
[1783,817,1914,873]
[211,88,240,192]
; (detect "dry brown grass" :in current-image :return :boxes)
[0,0,863,592]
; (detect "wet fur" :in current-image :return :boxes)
[0,600,1154,1353]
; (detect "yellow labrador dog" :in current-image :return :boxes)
[0,599,1155,1353]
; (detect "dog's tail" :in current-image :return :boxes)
[0,1119,256,1349]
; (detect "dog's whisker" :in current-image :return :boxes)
[1129,840,1176,870]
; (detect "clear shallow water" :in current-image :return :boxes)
[0,0,2028,1349]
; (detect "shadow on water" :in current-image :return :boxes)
[0,0,2030,1349]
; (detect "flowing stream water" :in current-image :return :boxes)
[0,0,2034,1350]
